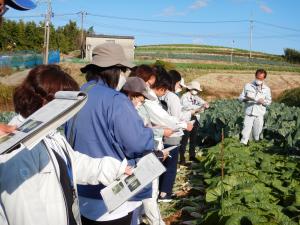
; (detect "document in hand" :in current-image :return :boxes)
[0,91,87,154]
[100,152,166,213]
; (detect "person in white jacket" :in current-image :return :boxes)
[180,80,209,164]
[158,70,194,201]
[0,65,131,225]
[239,69,272,145]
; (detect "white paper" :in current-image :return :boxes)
[0,91,87,154]
[100,153,166,213]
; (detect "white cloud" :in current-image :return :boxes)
[189,0,209,10]
[260,3,273,13]
[160,6,186,16]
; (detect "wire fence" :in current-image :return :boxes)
[0,50,60,72]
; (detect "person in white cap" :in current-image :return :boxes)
[239,69,272,145]
[180,80,209,164]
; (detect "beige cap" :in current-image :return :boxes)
[81,43,135,73]
[187,80,202,91]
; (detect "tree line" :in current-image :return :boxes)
[284,48,300,64]
[0,19,92,54]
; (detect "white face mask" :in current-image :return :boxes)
[135,101,143,108]
[175,87,182,93]
[132,97,143,108]
[191,90,198,95]
[116,73,127,91]
[255,80,263,85]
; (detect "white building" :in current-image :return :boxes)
[85,34,135,62]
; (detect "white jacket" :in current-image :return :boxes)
[160,91,191,122]
[181,92,206,111]
[181,91,206,121]
[239,81,272,116]
[0,116,126,225]
[143,90,187,131]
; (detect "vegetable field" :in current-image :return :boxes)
[198,100,300,151]
[160,100,300,225]
[199,139,300,225]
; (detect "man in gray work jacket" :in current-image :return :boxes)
[239,69,272,145]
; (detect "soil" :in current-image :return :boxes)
[192,71,300,101]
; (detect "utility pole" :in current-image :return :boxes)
[230,40,234,64]
[80,11,86,59]
[43,0,52,64]
[249,19,253,59]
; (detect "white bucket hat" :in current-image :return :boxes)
[179,78,188,88]
[187,81,202,92]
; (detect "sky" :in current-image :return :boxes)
[5,0,300,55]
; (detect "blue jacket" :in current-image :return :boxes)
[65,80,154,200]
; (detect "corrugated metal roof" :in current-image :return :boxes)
[86,34,135,39]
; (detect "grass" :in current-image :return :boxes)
[0,83,15,111]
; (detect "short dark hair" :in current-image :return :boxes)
[255,69,267,78]
[14,64,79,118]
[85,64,127,89]
[169,70,182,92]
[129,64,156,82]
[152,65,172,90]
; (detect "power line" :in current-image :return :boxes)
[6,11,300,34]
[254,20,300,33]
[87,13,249,24]
[84,19,249,39]
[6,14,44,18]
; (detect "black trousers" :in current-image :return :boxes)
[159,145,179,195]
[179,118,199,162]
[81,212,133,225]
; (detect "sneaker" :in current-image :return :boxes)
[158,194,173,203]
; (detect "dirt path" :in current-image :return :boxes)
[0,69,30,86]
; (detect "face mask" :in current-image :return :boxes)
[255,80,263,85]
[116,73,127,91]
[135,101,143,108]
[191,90,198,95]
[175,87,182,93]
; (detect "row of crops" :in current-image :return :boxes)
[184,139,300,225]
[136,45,281,61]
[135,52,290,66]
[198,100,300,151]
[180,100,300,224]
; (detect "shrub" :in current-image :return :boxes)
[284,48,300,64]
[152,60,176,71]
[277,87,300,107]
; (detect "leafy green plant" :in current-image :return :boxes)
[198,138,300,225]
[197,100,300,150]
